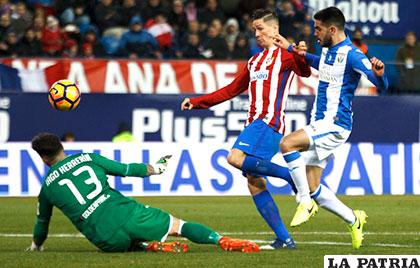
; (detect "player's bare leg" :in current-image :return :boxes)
[281,129,318,227]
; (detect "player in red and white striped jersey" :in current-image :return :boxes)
[181,9,311,250]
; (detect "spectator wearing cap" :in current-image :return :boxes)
[224,18,239,53]
[17,27,43,56]
[198,0,225,31]
[94,0,122,32]
[81,43,94,58]
[62,24,81,45]
[118,15,160,59]
[62,39,78,58]
[82,27,106,57]
[41,15,63,56]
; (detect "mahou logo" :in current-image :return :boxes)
[308,0,400,24]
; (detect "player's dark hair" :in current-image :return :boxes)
[314,7,345,30]
[32,133,64,158]
[251,9,279,25]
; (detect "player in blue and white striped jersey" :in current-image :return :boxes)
[275,7,388,249]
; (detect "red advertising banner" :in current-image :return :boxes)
[1,58,376,95]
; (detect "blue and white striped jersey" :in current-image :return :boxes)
[305,37,388,130]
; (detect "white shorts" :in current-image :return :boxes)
[301,120,350,169]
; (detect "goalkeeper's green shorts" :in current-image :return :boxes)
[93,203,172,252]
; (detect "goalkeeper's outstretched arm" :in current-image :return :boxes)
[28,190,52,251]
[90,153,171,177]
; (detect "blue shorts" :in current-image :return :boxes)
[232,119,282,161]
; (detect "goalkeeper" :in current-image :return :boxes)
[27,133,259,253]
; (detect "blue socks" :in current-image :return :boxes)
[253,190,291,242]
[242,155,297,193]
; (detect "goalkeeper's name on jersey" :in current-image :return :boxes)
[81,193,110,220]
[45,154,92,186]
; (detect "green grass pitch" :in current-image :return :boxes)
[1,195,419,267]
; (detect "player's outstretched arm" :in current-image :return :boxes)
[181,65,250,110]
[351,52,388,93]
[276,35,320,70]
[28,191,52,252]
[91,153,171,177]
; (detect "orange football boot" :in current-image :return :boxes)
[146,241,189,253]
[218,237,260,253]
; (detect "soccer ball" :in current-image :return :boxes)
[48,79,81,111]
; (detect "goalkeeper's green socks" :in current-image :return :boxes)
[181,222,221,244]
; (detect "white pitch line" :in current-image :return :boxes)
[222,231,420,236]
[0,233,84,238]
[1,233,419,249]
[251,240,419,249]
[2,231,420,237]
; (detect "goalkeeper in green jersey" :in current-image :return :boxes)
[27,133,259,253]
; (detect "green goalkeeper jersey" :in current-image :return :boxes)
[33,153,149,245]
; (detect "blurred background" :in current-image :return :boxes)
[0,0,419,197]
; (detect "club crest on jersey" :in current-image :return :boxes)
[250,70,269,81]
[265,57,274,66]
[337,53,345,63]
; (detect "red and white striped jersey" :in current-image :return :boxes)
[190,46,311,134]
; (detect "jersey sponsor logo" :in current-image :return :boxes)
[250,70,269,82]
[319,66,340,83]
[80,193,110,220]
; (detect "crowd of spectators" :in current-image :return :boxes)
[0,0,419,92]
[0,0,316,60]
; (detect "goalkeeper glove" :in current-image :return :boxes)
[151,155,172,175]
[26,241,43,252]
